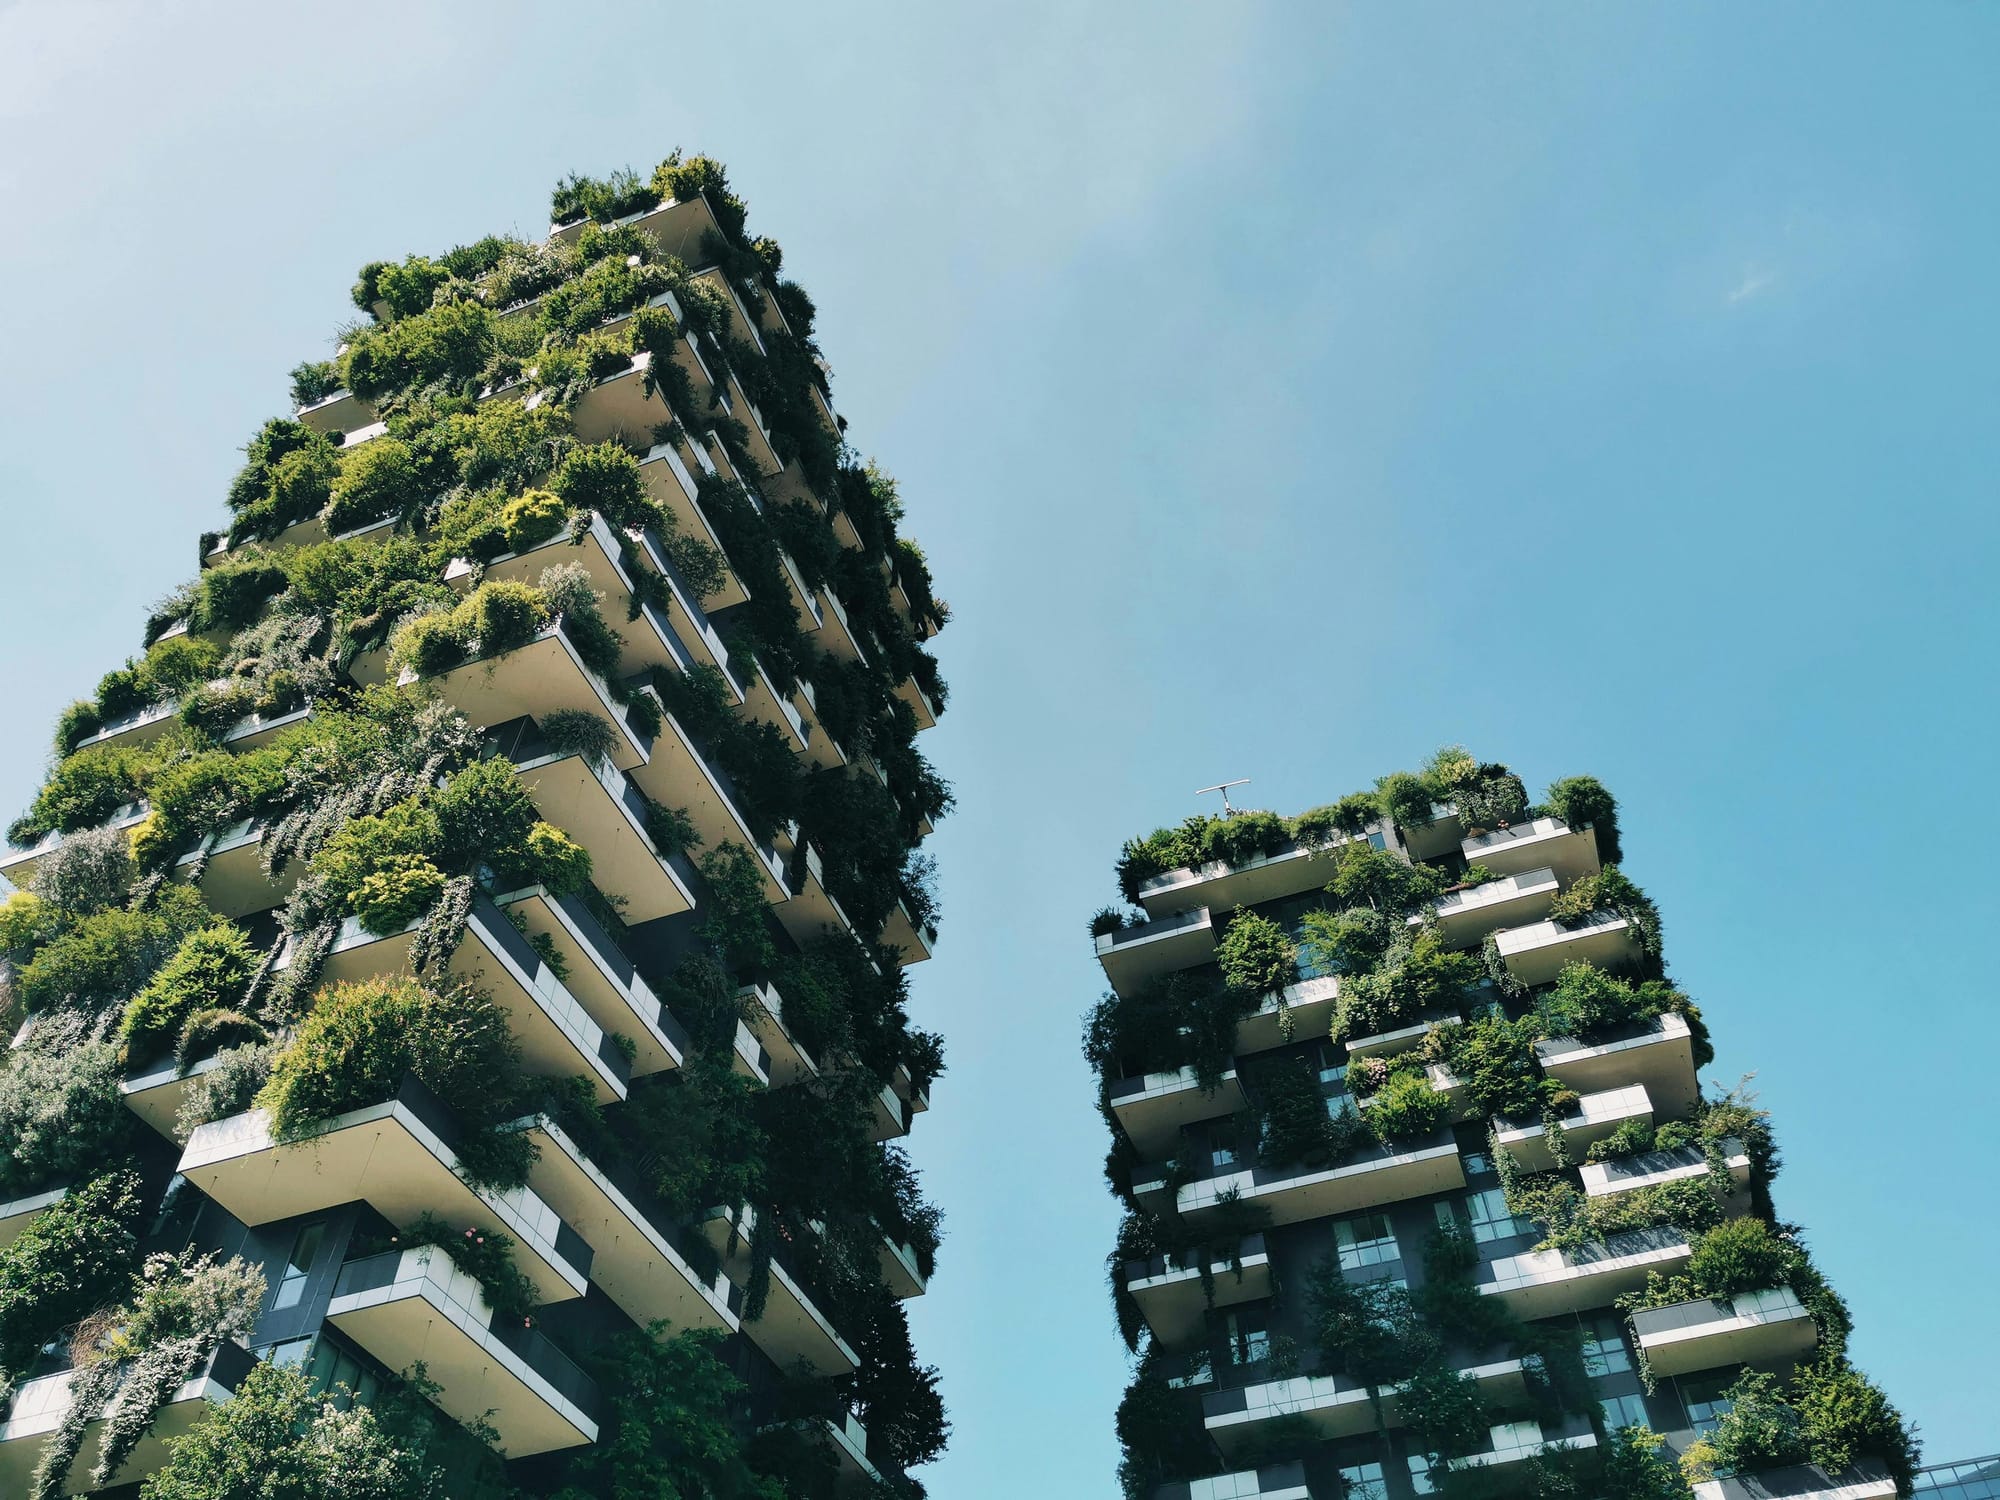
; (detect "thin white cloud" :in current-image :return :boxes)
[1728,264,1778,304]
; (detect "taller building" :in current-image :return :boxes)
[1087,751,1915,1500]
[0,155,950,1497]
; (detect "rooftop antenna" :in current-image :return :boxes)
[1195,779,1252,816]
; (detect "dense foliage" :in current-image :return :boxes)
[2,150,952,1498]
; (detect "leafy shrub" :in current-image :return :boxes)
[52,699,101,753]
[352,854,448,934]
[0,891,56,962]
[176,1007,268,1069]
[16,887,210,1013]
[1400,1361,1489,1459]
[1684,1215,1794,1297]
[0,1029,129,1196]
[549,166,660,226]
[120,923,257,1061]
[1793,1358,1918,1490]
[499,489,566,552]
[340,299,492,401]
[142,1357,446,1500]
[1290,793,1379,846]
[138,635,222,699]
[1534,961,1645,1038]
[1366,1068,1450,1144]
[1375,769,1438,827]
[325,437,423,534]
[541,707,619,766]
[259,977,529,1185]
[550,441,650,528]
[311,798,440,914]
[28,823,131,915]
[1331,928,1480,1044]
[1687,1370,1809,1479]
[289,360,341,408]
[1545,774,1622,863]
[1328,844,1445,916]
[1089,906,1130,939]
[0,1170,142,1377]
[1215,910,1296,997]
[525,821,592,895]
[644,800,698,857]
[1437,1014,1552,1121]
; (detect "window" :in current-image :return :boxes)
[150,1175,204,1248]
[272,1222,326,1310]
[1582,1316,1633,1376]
[1462,1151,1495,1178]
[1466,1188,1531,1244]
[1602,1393,1650,1431]
[1339,1463,1387,1500]
[1680,1374,1737,1437]
[1335,1213,1400,1270]
[1408,1454,1439,1495]
[1223,1310,1269,1367]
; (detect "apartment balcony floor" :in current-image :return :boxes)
[1109,1067,1245,1157]
[0,1184,66,1251]
[1633,1286,1817,1376]
[1146,1135,1465,1230]
[1493,1084,1653,1171]
[1096,907,1217,997]
[1476,1225,1692,1318]
[179,1080,591,1305]
[511,1115,742,1335]
[328,1246,598,1456]
[0,1341,255,1496]
[1124,1235,1271,1343]
[1493,911,1643,987]
[703,1206,860,1377]
[1534,1012,1700,1119]
[1459,817,1601,882]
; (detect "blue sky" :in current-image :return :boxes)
[3,2,1996,1491]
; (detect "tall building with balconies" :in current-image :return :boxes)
[0,155,950,1498]
[1087,751,1916,1500]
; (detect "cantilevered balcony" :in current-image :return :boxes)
[810,586,869,666]
[635,441,748,608]
[171,818,298,918]
[1426,867,1560,948]
[1202,1370,1376,1454]
[774,841,863,949]
[894,673,940,733]
[0,1184,65,1251]
[122,1050,232,1143]
[1461,817,1600,882]
[68,698,179,754]
[328,1246,598,1455]
[1441,1417,1599,1474]
[494,883,688,1076]
[0,802,149,894]
[1108,1067,1245,1157]
[739,979,822,1087]
[0,1340,255,1496]
[1688,1460,1897,1500]
[179,1076,593,1304]
[452,511,690,679]
[1135,830,1386,919]
[403,614,654,773]
[1581,1139,1751,1207]
[485,716,696,922]
[1154,1462,1312,1500]
[1344,1011,1464,1060]
[295,385,374,435]
[634,524,746,689]
[625,720,791,907]
[1383,804,1459,861]
[881,897,936,966]
[1493,1084,1653,1171]
[704,1206,860,1377]
[548,191,723,262]
[1476,1225,1692,1318]
[288,890,630,1102]
[1235,974,1342,1057]
[878,1230,928,1300]
[1492,910,1643,987]
[510,1115,741,1334]
[1123,1234,1270,1343]
[1632,1287,1817,1377]
[1535,1012,1701,1119]
[1142,1134,1464,1230]
[1096,907,1217,996]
